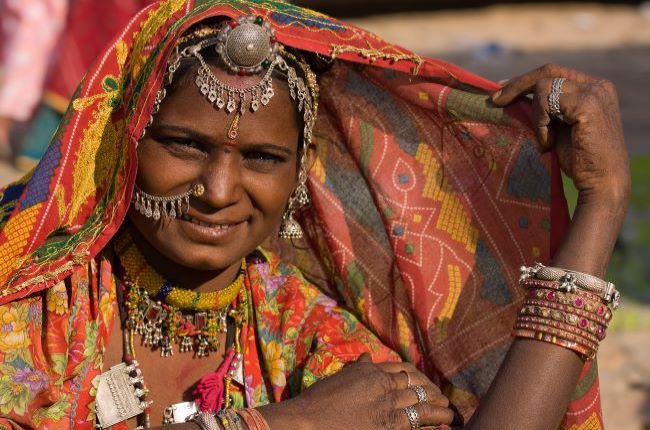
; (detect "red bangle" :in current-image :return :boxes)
[237,408,270,430]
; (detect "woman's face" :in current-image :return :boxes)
[129,63,310,271]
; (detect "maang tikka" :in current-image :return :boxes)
[137,15,319,238]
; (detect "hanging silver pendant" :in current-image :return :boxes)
[95,363,149,429]
[162,401,198,425]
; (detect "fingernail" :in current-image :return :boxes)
[491,90,501,100]
[497,79,510,86]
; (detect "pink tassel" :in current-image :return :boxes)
[193,349,236,413]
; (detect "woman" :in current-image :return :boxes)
[0,1,628,429]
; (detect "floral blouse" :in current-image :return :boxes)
[0,249,396,429]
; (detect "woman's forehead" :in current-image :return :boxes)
[155,65,300,149]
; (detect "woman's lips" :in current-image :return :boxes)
[178,214,245,242]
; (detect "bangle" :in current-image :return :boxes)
[514,265,618,360]
[237,408,271,430]
[516,315,601,345]
[513,327,596,359]
[192,412,221,430]
[524,278,615,317]
[217,409,244,430]
[522,298,609,333]
[520,263,620,308]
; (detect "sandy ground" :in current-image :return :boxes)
[1,3,649,429]
[350,3,650,53]
[599,328,650,430]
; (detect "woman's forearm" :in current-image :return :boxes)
[465,191,627,430]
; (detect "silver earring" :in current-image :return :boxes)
[279,210,303,239]
[279,182,310,239]
[133,184,205,220]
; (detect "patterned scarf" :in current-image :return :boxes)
[0,1,601,427]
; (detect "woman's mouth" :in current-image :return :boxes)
[177,214,246,243]
[180,214,235,230]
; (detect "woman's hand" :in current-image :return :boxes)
[491,63,630,206]
[258,354,454,430]
[491,64,630,278]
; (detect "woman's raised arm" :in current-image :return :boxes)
[466,63,630,430]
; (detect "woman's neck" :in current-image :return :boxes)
[127,226,243,294]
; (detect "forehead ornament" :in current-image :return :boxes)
[217,15,278,75]
[149,15,316,145]
[189,16,279,126]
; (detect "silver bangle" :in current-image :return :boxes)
[520,263,620,309]
[191,412,221,430]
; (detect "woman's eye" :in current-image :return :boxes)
[244,151,285,164]
[161,138,204,152]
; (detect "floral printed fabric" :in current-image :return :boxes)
[0,248,395,428]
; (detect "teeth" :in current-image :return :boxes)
[185,215,233,229]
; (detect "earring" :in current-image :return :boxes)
[279,182,310,239]
[133,183,204,220]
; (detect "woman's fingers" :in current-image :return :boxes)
[399,402,455,428]
[491,63,598,106]
[392,386,450,409]
[529,78,584,149]
[376,362,442,393]
[356,352,373,363]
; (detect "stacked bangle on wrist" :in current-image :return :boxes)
[514,264,619,360]
[191,412,221,430]
[196,408,270,430]
[520,263,620,309]
[237,408,271,430]
[216,409,245,430]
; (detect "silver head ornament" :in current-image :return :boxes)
[148,15,316,144]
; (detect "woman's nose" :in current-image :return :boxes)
[199,154,243,209]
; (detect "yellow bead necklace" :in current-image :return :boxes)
[114,229,245,312]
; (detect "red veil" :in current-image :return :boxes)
[0,1,600,427]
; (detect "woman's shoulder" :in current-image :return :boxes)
[246,247,336,311]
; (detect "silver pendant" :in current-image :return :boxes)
[162,401,199,424]
[95,362,150,429]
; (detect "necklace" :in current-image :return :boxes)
[114,229,246,357]
[104,229,250,428]
[115,230,246,312]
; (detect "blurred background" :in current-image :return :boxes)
[1,2,648,429]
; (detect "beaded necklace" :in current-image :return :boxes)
[115,230,246,312]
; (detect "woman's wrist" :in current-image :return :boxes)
[256,398,313,430]
[576,178,630,212]
[554,189,628,278]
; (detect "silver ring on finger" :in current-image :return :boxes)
[409,385,428,404]
[548,77,566,121]
[403,405,420,430]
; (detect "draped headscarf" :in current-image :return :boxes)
[0,1,601,427]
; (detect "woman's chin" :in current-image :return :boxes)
[160,244,246,272]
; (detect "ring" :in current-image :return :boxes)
[400,370,412,388]
[409,385,428,404]
[403,405,420,430]
[548,77,566,120]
